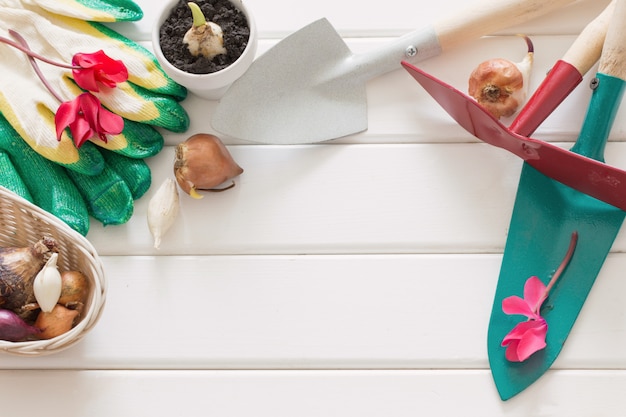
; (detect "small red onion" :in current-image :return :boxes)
[0,309,40,342]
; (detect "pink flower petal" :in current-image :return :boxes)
[502,320,537,345]
[523,276,547,311]
[501,319,548,362]
[504,339,522,362]
[72,50,128,92]
[502,295,534,317]
[97,107,124,138]
[55,99,79,140]
[73,68,99,92]
[515,324,547,361]
[78,93,100,123]
[55,93,124,148]
[69,117,94,148]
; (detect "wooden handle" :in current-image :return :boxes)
[599,0,626,79]
[562,0,614,75]
[433,0,576,51]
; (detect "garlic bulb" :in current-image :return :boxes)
[148,178,180,250]
[183,2,227,60]
[33,252,62,313]
[468,35,534,119]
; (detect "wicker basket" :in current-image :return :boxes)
[0,186,106,355]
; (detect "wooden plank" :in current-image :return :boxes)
[163,34,623,146]
[122,0,611,40]
[1,254,624,369]
[1,369,625,415]
[85,142,626,255]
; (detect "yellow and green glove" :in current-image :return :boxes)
[0,0,190,235]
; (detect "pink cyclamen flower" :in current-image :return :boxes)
[72,50,128,92]
[500,231,578,363]
[501,276,548,362]
[55,92,124,148]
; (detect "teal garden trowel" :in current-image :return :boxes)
[486,0,626,400]
[402,0,626,400]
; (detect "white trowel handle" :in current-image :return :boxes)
[598,0,626,79]
[562,0,614,75]
[354,0,576,80]
[433,0,575,51]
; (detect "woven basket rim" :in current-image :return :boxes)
[0,186,107,356]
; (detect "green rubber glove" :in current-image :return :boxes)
[17,0,144,22]
[0,112,91,234]
[0,111,154,234]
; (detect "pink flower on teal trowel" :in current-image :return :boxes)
[501,231,578,362]
[501,276,549,362]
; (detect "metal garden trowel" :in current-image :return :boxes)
[211,0,577,143]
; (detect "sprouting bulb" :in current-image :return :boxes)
[183,2,227,60]
[468,35,534,119]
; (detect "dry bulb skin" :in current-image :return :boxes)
[468,35,534,119]
[174,133,244,199]
[183,2,227,60]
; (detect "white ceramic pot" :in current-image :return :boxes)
[153,0,258,100]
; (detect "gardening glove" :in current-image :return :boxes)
[0,0,188,233]
[14,0,144,22]
[0,111,152,235]
[0,0,189,174]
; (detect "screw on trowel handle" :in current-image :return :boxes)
[433,0,575,51]
[598,0,626,80]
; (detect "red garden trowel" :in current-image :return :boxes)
[400,2,626,212]
[405,0,626,400]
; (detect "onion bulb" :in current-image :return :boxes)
[35,304,79,339]
[174,133,244,199]
[468,35,534,119]
[58,270,90,312]
[0,309,40,341]
[0,237,58,313]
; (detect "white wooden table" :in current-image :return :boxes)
[3,0,625,414]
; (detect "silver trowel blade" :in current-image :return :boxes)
[211,18,368,144]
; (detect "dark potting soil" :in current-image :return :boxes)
[159,0,250,74]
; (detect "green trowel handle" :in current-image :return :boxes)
[570,73,626,162]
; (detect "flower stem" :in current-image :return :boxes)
[534,231,578,312]
[7,30,64,103]
[0,30,80,70]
